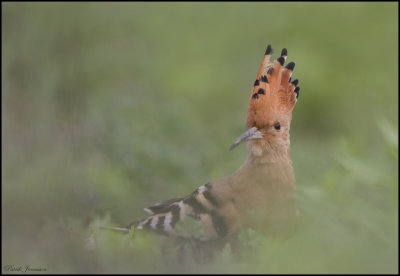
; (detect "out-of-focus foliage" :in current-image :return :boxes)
[2,2,398,274]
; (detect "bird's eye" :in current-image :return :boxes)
[274,122,281,130]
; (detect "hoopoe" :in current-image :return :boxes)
[115,45,300,243]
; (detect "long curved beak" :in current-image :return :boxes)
[229,127,263,150]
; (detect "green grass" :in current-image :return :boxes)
[2,2,398,274]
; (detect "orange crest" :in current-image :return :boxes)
[246,45,300,130]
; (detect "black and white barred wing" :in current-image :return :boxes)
[134,183,228,240]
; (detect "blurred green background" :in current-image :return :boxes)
[2,2,398,274]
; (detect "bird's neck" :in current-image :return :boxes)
[243,135,295,182]
[245,136,292,165]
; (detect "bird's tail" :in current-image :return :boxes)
[100,196,186,235]
[102,183,226,239]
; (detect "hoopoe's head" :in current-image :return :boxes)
[230,45,300,160]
